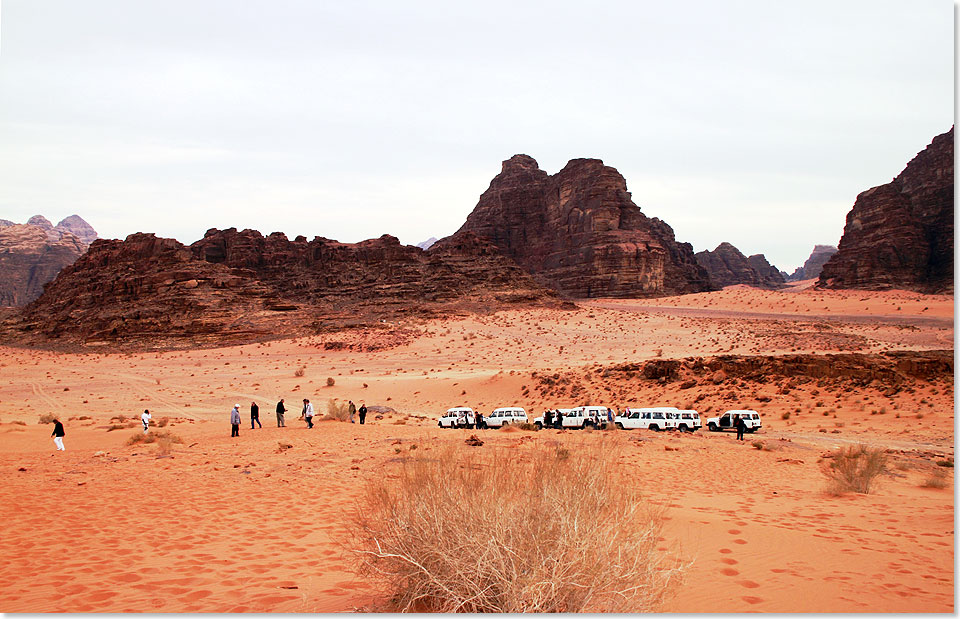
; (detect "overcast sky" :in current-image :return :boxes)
[0,0,953,272]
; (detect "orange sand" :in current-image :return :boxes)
[0,286,952,612]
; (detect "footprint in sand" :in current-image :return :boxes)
[721,568,740,576]
[720,558,738,565]
[728,529,741,535]
[741,595,764,604]
[718,548,733,554]
[738,580,760,588]
[732,538,747,545]
[180,590,213,602]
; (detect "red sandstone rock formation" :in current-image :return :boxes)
[786,245,838,282]
[818,128,954,293]
[448,155,714,298]
[1,229,556,348]
[695,242,784,289]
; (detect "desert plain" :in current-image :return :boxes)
[0,282,953,613]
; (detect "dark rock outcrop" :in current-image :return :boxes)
[1,228,556,348]
[787,245,838,282]
[818,128,954,293]
[0,223,90,306]
[695,242,784,289]
[447,155,714,298]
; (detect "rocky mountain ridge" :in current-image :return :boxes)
[1,228,558,348]
[786,245,838,282]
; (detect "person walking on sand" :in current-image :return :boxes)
[231,404,241,437]
[544,409,553,428]
[555,410,564,429]
[51,418,65,451]
[141,409,151,434]
[476,410,484,430]
[303,399,314,429]
[358,402,367,425]
[735,415,746,441]
[250,401,261,429]
[348,400,357,424]
[276,398,286,427]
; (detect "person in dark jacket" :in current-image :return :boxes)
[230,404,241,437]
[358,403,367,425]
[276,398,286,427]
[251,401,261,429]
[51,418,65,451]
[735,415,746,441]
[544,410,553,428]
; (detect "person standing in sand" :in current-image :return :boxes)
[276,398,286,427]
[348,400,357,423]
[51,418,65,451]
[735,415,746,441]
[141,409,151,434]
[303,399,314,429]
[231,404,241,437]
[251,401,261,429]
[358,402,367,425]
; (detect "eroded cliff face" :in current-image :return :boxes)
[2,229,555,348]
[449,155,714,298]
[0,225,88,306]
[0,215,98,306]
[695,242,784,289]
[818,128,954,293]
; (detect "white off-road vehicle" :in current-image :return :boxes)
[675,409,702,432]
[485,407,528,428]
[614,407,677,431]
[438,407,475,429]
[706,409,762,433]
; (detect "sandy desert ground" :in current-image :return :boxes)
[0,285,953,612]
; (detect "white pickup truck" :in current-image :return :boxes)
[706,410,762,433]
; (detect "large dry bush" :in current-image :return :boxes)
[349,439,683,612]
[326,399,350,421]
[126,429,183,446]
[824,444,888,495]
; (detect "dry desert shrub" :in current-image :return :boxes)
[824,444,888,495]
[126,429,183,446]
[326,377,336,387]
[326,399,350,421]
[921,469,949,489]
[349,440,684,612]
[37,413,57,424]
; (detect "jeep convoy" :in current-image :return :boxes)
[439,405,755,434]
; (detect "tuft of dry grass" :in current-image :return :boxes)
[326,377,336,387]
[498,423,520,432]
[824,444,888,495]
[38,413,57,424]
[126,429,183,446]
[349,440,684,613]
[921,469,949,489]
[294,366,305,377]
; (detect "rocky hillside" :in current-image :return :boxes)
[1,229,557,348]
[819,128,954,293]
[448,155,714,298]
[695,242,785,289]
[786,245,838,282]
[0,215,98,306]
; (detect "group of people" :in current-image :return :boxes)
[229,398,368,436]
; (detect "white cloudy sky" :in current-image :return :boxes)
[0,0,953,272]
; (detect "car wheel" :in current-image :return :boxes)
[615,422,624,430]
[708,423,718,432]
[534,422,542,429]
[678,424,688,433]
